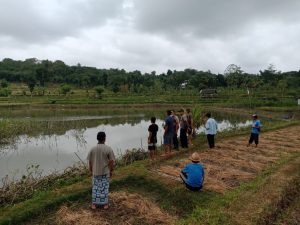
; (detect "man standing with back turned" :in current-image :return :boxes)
[172,110,179,150]
[205,112,218,148]
[164,110,174,155]
[179,108,189,148]
[87,131,115,210]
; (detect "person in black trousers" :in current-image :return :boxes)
[179,108,188,148]
[172,110,179,150]
[247,114,261,147]
[204,113,218,148]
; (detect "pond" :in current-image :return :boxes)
[0,108,253,181]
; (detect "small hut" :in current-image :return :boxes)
[200,89,217,98]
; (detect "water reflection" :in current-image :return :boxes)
[0,113,252,181]
[196,120,252,133]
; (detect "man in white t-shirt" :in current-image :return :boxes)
[204,112,218,148]
[87,132,115,210]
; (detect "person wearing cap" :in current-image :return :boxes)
[204,112,218,148]
[247,114,261,147]
[87,132,116,210]
[180,152,205,191]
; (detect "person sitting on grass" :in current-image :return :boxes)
[87,131,115,210]
[180,152,205,191]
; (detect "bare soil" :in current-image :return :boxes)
[156,126,300,193]
[56,191,175,225]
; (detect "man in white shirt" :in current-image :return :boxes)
[205,112,218,148]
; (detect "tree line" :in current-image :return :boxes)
[0,58,299,95]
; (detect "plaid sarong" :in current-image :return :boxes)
[92,175,109,205]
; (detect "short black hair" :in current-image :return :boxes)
[151,117,156,123]
[166,110,172,115]
[97,131,106,142]
[205,112,211,118]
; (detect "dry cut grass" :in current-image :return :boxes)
[56,191,176,225]
[156,126,300,193]
[227,156,300,225]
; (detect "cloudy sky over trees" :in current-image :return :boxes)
[0,0,300,73]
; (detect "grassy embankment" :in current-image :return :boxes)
[0,116,299,225]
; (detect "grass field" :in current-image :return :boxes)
[0,83,299,107]
[0,113,299,225]
[0,89,299,225]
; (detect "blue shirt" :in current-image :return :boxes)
[165,116,174,135]
[182,163,205,187]
[205,118,218,135]
[251,119,261,134]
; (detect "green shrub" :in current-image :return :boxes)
[0,88,11,97]
[60,84,71,95]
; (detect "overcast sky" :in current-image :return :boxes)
[1,0,300,74]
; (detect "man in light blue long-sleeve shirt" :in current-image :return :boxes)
[205,112,218,148]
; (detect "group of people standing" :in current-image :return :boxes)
[86,110,261,209]
[147,108,194,160]
[147,109,218,160]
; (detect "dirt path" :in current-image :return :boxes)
[156,126,300,193]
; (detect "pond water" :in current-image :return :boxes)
[0,109,252,181]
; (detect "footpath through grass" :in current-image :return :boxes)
[0,121,300,225]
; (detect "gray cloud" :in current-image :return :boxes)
[132,0,300,39]
[0,0,300,74]
[0,0,123,42]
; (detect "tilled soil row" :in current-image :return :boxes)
[156,126,300,193]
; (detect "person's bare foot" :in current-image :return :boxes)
[103,204,109,210]
[91,204,97,210]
